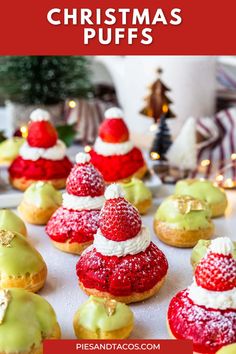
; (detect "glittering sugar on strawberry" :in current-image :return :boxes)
[66,153,105,198]
[46,207,100,244]
[168,289,236,353]
[76,242,168,296]
[27,120,58,148]
[98,184,142,241]
[195,253,236,292]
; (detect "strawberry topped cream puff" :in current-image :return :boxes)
[168,237,236,353]
[76,184,168,303]
[46,153,105,254]
[9,109,73,191]
[90,107,147,183]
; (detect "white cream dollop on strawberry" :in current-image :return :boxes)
[104,184,124,200]
[30,109,50,122]
[104,107,124,119]
[62,193,104,211]
[20,140,66,161]
[75,152,91,164]
[93,226,151,257]
[208,237,234,256]
[94,137,134,157]
[188,278,236,310]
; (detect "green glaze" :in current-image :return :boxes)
[23,182,62,208]
[217,344,236,354]
[155,195,212,230]
[0,288,58,353]
[191,239,236,268]
[0,137,24,160]
[119,178,152,204]
[175,179,227,206]
[0,232,45,276]
[0,209,27,236]
[75,296,134,332]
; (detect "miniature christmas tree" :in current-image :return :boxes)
[140,68,175,123]
[150,115,172,160]
[166,117,197,172]
[0,56,92,105]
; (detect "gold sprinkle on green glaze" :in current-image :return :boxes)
[0,230,15,247]
[104,299,117,317]
[0,290,11,324]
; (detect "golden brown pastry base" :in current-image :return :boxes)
[51,239,93,255]
[135,199,152,215]
[79,276,166,304]
[167,321,199,354]
[211,199,228,218]
[0,323,62,354]
[0,265,47,293]
[73,314,133,339]
[9,177,67,191]
[18,202,59,225]
[154,220,214,248]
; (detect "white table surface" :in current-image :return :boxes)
[4,186,236,340]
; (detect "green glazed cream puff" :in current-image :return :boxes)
[0,229,47,292]
[154,195,214,248]
[216,344,236,354]
[0,288,61,354]
[0,209,27,237]
[73,296,134,339]
[0,137,24,166]
[18,181,62,225]
[119,178,152,214]
[191,239,236,268]
[175,179,228,218]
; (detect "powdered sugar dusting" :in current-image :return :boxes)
[168,289,236,353]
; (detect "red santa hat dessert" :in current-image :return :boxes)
[76,184,168,303]
[168,237,236,354]
[90,107,147,183]
[46,152,105,254]
[9,109,73,191]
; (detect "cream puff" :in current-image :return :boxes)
[0,137,24,166]
[167,237,236,354]
[18,181,62,225]
[76,184,168,303]
[0,209,27,237]
[0,288,61,354]
[90,107,147,183]
[119,178,152,214]
[0,229,47,292]
[9,109,73,191]
[46,153,105,255]
[175,179,228,218]
[154,195,214,248]
[73,296,134,339]
[191,239,236,268]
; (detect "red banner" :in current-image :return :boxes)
[0,0,235,55]
[44,340,193,354]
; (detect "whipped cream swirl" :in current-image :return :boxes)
[63,193,104,211]
[94,137,134,157]
[93,226,151,257]
[188,279,236,310]
[20,140,66,161]
[208,237,234,256]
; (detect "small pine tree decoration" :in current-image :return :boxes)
[0,56,92,105]
[150,115,172,160]
[140,68,175,123]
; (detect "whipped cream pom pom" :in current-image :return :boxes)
[104,107,124,119]
[75,152,91,164]
[30,109,50,122]
[208,237,234,256]
[104,184,124,200]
